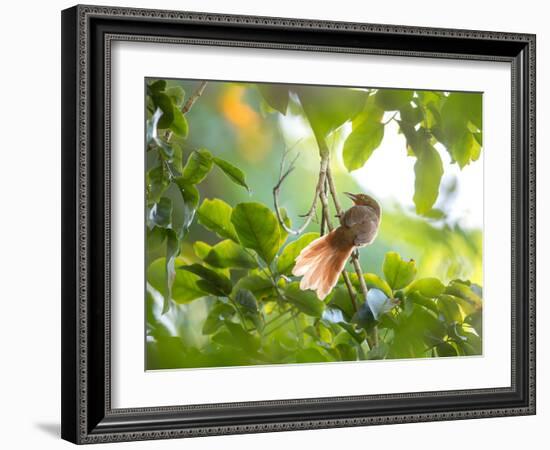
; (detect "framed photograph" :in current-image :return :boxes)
[61,4,536,444]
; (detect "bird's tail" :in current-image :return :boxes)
[292,230,354,300]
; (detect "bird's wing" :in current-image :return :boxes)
[342,205,376,227]
[343,205,380,246]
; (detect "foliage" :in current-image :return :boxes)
[145,79,483,369]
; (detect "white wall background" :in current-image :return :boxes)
[0,0,545,448]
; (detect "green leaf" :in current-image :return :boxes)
[170,108,189,138]
[413,143,443,215]
[328,285,356,321]
[170,142,184,175]
[296,86,367,138]
[366,288,396,320]
[445,280,482,312]
[181,149,213,184]
[284,282,325,317]
[179,263,233,296]
[162,230,180,313]
[147,197,172,229]
[193,241,212,260]
[337,321,366,345]
[202,302,235,335]
[296,348,331,363]
[173,179,199,235]
[233,274,275,300]
[406,277,445,298]
[407,291,439,314]
[148,79,166,94]
[383,252,417,290]
[435,342,458,357]
[367,342,389,360]
[351,301,377,331]
[399,104,424,125]
[231,202,281,264]
[353,95,385,125]
[277,207,291,247]
[437,294,462,323]
[204,239,257,269]
[277,232,319,275]
[441,92,482,133]
[224,321,260,352]
[197,198,239,242]
[375,89,414,111]
[235,289,262,329]
[465,310,482,336]
[453,131,481,168]
[363,273,393,298]
[438,92,483,168]
[235,289,259,314]
[347,272,392,299]
[212,156,250,191]
[147,257,205,304]
[165,85,185,107]
[257,84,289,114]
[147,227,166,254]
[146,165,169,203]
[342,119,384,171]
[152,93,174,129]
[158,142,175,161]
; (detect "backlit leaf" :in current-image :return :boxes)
[284,282,325,317]
[197,198,239,242]
[231,202,281,264]
[406,277,445,298]
[343,119,384,171]
[181,149,213,184]
[413,143,443,215]
[383,252,417,290]
[233,275,275,300]
[170,108,189,138]
[375,89,414,111]
[296,86,367,138]
[212,156,250,191]
[204,239,257,269]
[257,84,289,114]
[179,263,233,296]
[147,257,205,304]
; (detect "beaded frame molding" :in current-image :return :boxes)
[61,4,536,444]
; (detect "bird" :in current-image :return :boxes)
[292,192,381,300]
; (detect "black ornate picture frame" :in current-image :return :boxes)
[61,4,536,444]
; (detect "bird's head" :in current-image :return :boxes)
[344,192,381,215]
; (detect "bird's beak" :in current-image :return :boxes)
[344,192,357,202]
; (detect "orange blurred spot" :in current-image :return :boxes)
[218,85,273,163]
[219,85,259,129]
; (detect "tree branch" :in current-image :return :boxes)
[165,81,208,143]
[273,150,327,236]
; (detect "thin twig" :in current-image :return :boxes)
[265,311,300,336]
[164,81,208,143]
[382,111,398,126]
[264,308,293,328]
[273,153,328,236]
[320,177,328,236]
[182,81,208,114]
